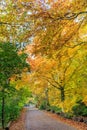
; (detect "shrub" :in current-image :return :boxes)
[63,112,73,119]
[72,102,87,116]
[39,100,47,110]
[49,106,62,114]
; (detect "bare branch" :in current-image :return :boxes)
[64,42,87,48]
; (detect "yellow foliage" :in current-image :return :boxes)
[83,96,87,106]
[58,95,77,112]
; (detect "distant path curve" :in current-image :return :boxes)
[25,107,77,130]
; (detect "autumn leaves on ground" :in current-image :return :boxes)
[0,0,87,130]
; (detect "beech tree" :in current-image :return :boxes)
[27,42,87,111]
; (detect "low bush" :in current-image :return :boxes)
[48,106,62,114]
[72,101,87,116]
[63,112,73,119]
[39,100,47,110]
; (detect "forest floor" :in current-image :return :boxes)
[9,107,87,130]
[46,111,87,130]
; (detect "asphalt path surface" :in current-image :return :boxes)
[25,107,77,130]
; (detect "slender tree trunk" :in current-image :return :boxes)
[45,88,50,109]
[60,87,65,112]
[60,87,65,102]
[1,92,5,129]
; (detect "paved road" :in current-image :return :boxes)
[25,108,77,130]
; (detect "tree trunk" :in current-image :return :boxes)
[2,93,5,129]
[45,88,50,109]
[60,87,65,102]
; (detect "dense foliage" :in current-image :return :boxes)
[25,0,87,116]
[0,42,30,128]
